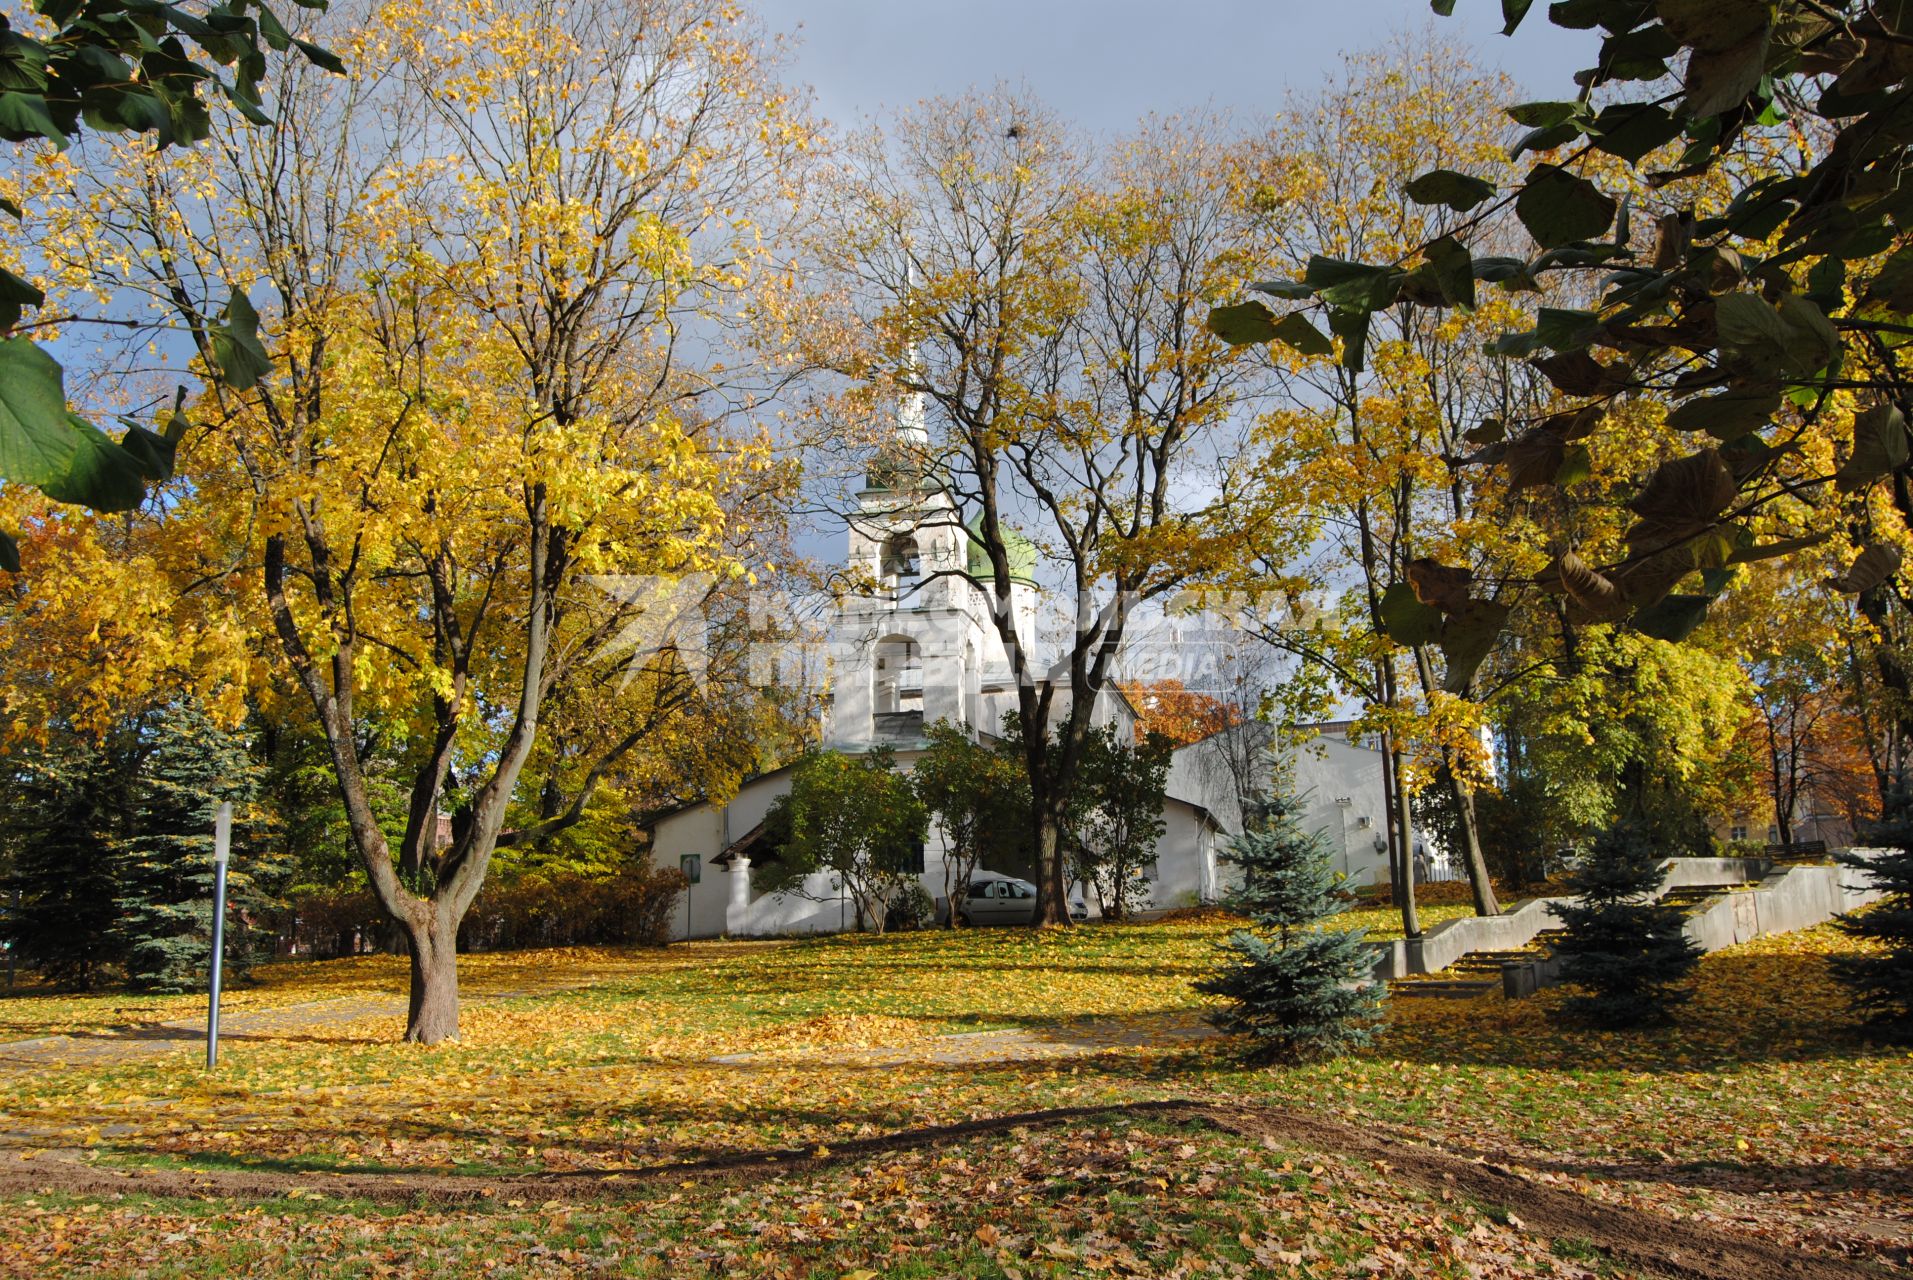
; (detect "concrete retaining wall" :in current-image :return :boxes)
[1498,858,1886,998]
[1359,857,1766,981]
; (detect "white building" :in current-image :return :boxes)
[646,407,1417,937]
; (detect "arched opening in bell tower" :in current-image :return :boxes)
[873,634,923,715]
[880,533,921,599]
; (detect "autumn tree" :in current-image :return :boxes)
[1217,1,1913,762]
[22,0,809,1041]
[1120,678,1243,748]
[1225,44,1536,927]
[804,97,1278,924]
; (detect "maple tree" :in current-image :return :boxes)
[1119,678,1244,748]
[1229,45,1536,928]
[2,0,810,1041]
[803,97,1279,924]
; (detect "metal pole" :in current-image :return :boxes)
[207,802,232,1070]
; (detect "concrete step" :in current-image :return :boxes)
[1392,978,1499,999]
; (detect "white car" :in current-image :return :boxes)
[952,871,1090,926]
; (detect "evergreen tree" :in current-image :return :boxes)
[1549,819,1702,1028]
[0,737,128,990]
[1834,790,1913,1042]
[1195,795,1384,1063]
[115,704,281,993]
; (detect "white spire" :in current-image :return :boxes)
[899,260,929,446]
[898,343,929,446]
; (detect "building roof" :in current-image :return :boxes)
[966,514,1038,587]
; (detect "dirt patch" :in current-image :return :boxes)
[0,1099,1889,1280]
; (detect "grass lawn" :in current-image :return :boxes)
[0,915,1906,1278]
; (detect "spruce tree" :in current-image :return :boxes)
[1549,818,1702,1028]
[1834,790,1913,1042]
[0,739,127,990]
[115,705,280,993]
[1195,795,1385,1063]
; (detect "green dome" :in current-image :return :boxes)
[966,514,1038,587]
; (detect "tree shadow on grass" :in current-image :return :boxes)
[1370,953,1895,1073]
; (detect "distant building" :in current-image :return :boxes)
[647,401,1411,937]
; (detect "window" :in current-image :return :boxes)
[1730,824,1748,842]
[1005,881,1033,899]
[969,882,993,900]
[903,841,926,875]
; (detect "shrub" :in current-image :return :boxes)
[1835,790,1913,1041]
[886,881,935,932]
[279,861,686,957]
[1548,819,1701,1028]
[1195,794,1386,1063]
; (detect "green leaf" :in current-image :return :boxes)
[1380,582,1443,647]
[1775,294,1840,376]
[0,337,79,485]
[1515,163,1617,248]
[0,92,67,147]
[1248,278,1313,300]
[1728,532,1830,565]
[1836,404,1909,493]
[1664,385,1780,437]
[1269,312,1333,357]
[1683,30,1770,118]
[1303,256,1401,312]
[291,38,348,76]
[1631,594,1711,642]
[1555,443,1593,487]
[1403,169,1496,212]
[1510,122,1583,157]
[1425,235,1475,310]
[1507,101,1580,128]
[1439,600,1510,693]
[1587,102,1684,163]
[0,264,44,329]
[1713,291,1793,368]
[37,414,147,511]
[1327,308,1370,372]
[116,423,177,483]
[1431,0,1457,13]
[211,288,271,390]
[1206,301,1277,346]
[1501,0,1536,34]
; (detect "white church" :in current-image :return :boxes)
[646,404,1413,939]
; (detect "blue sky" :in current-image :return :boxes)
[751,0,1596,133]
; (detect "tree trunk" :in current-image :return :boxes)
[1387,740,1421,940]
[1031,805,1071,926]
[1447,769,1499,916]
[404,912,461,1045]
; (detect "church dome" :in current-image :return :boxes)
[966,514,1038,587]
